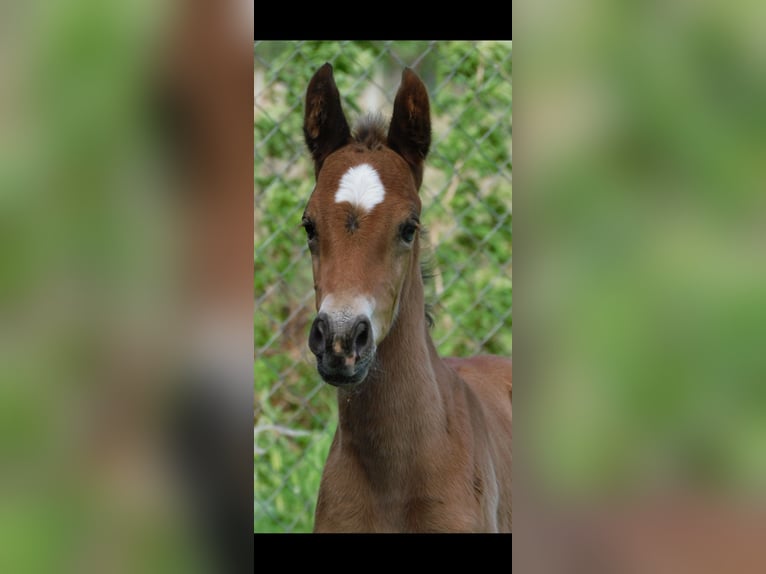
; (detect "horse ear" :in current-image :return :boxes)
[387,68,431,189]
[304,63,351,175]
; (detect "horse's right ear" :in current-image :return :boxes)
[303,63,351,175]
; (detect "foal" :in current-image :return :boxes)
[302,64,512,532]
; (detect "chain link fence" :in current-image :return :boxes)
[254,41,512,532]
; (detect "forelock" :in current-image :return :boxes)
[352,113,388,151]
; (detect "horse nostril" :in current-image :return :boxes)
[309,315,327,356]
[352,317,372,357]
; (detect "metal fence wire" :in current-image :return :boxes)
[254,40,512,532]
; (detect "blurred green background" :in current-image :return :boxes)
[254,41,512,532]
[517,3,766,568]
[1,1,254,571]
[522,1,766,501]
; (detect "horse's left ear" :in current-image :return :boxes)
[387,68,431,189]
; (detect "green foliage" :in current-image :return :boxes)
[254,41,511,532]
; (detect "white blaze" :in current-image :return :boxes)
[334,164,385,213]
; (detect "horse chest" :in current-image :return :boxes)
[315,444,491,532]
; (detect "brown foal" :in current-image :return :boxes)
[301,63,512,532]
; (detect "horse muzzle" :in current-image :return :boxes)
[308,312,375,386]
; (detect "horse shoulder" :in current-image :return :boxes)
[443,354,512,531]
[444,354,512,413]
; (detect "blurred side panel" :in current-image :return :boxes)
[516,0,766,570]
[0,1,253,572]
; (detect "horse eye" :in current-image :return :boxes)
[400,221,418,244]
[302,218,317,241]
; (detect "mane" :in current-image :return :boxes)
[419,225,436,329]
[352,113,388,150]
[422,264,435,329]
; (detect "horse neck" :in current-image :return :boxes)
[336,247,450,484]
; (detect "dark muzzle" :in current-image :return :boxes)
[308,312,374,386]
